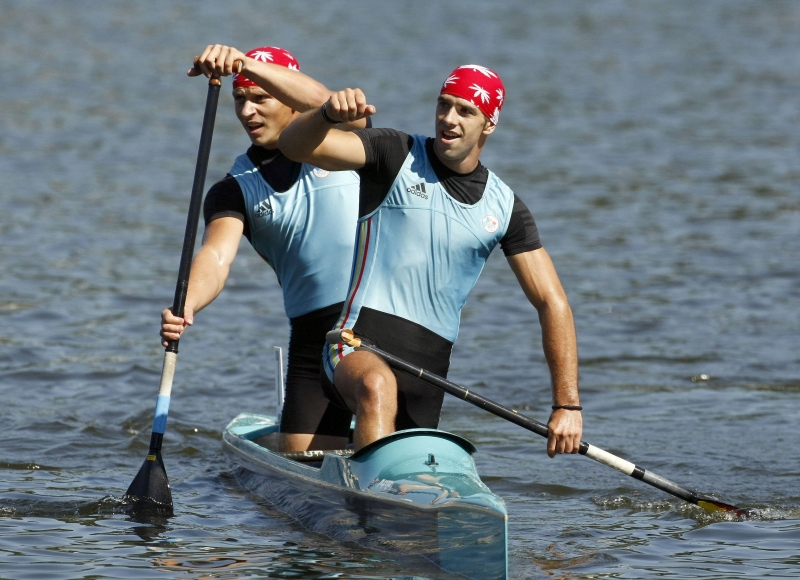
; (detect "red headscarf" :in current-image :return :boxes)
[232,47,300,89]
[439,64,505,125]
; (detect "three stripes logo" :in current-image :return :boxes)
[406,182,429,199]
[255,199,273,218]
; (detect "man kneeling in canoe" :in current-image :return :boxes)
[279,66,583,454]
[160,45,368,452]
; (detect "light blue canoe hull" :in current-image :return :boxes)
[223,413,508,579]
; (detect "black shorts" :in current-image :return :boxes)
[280,302,353,438]
[321,307,453,430]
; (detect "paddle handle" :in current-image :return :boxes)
[326,328,360,347]
[167,62,242,352]
[166,79,221,354]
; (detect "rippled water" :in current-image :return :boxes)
[1,1,799,578]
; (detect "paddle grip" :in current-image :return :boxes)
[207,60,242,86]
[326,328,360,347]
[193,57,244,85]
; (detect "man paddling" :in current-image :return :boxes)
[279,65,582,455]
[160,45,366,452]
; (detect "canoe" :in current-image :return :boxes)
[222,412,508,579]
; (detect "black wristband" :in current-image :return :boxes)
[551,404,582,411]
[320,104,341,125]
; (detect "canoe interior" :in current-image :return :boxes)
[223,413,508,580]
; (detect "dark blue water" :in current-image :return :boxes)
[1,1,798,578]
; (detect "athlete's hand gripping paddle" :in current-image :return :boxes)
[326,328,756,518]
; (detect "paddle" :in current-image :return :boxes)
[326,328,755,518]
[124,62,240,514]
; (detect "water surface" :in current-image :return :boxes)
[1,1,798,578]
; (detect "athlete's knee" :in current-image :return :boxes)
[356,370,397,412]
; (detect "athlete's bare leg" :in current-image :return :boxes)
[333,350,398,450]
[278,433,349,453]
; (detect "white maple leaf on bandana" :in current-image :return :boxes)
[283,52,295,61]
[470,83,490,104]
[287,63,299,71]
[490,107,500,125]
[442,74,459,88]
[496,89,504,105]
[251,51,274,62]
[458,64,497,78]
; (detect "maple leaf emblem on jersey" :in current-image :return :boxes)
[251,51,274,62]
[458,64,497,78]
[470,83,491,103]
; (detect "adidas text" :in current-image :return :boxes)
[406,183,428,199]
[255,200,273,218]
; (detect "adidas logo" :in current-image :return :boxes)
[255,199,273,218]
[406,182,428,199]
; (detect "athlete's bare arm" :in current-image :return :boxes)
[189,44,330,112]
[189,45,369,129]
[279,88,376,171]
[160,217,244,346]
[507,248,582,458]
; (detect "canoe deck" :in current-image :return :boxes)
[223,413,508,580]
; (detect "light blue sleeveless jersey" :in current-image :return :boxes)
[230,153,360,319]
[334,135,515,342]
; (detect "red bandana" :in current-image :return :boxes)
[439,64,505,125]
[232,46,300,89]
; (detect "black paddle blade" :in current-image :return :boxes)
[123,451,173,516]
